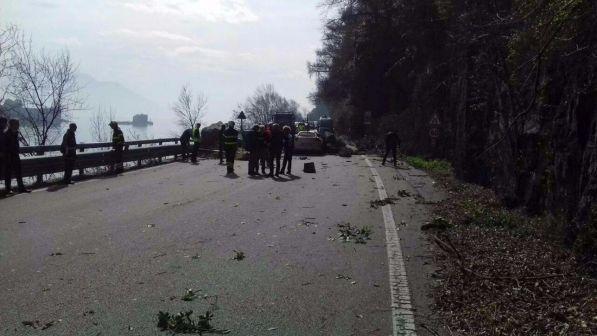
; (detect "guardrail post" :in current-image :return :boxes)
[158,141,163,163]
[174,140,179,160]
[35,150,44,185]
[137,143,142,167]
[78,147,85,176]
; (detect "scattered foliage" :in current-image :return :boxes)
[431,177,597,335]
[157,310,229,334]
[370,197,399,209]
[232,250,245,261]
[337,223,372,244]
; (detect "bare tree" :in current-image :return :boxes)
[0,25,19,115]
[236,84,301,125]
[89,106,113,142]
[172,84,207,130]
[10,34,81,145]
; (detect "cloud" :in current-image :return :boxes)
[119,0,259,24]
[107,29,194,43]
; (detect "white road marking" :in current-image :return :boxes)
[363,155,417,336]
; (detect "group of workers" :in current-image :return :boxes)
[0,118,127,195]
[58,121,125,186]
[1,114,401,194]
[179,121,295,177]
[242,123,294,176]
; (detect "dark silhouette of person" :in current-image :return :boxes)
[4,119,29,193]
[190,123,201,164]
[222,121,239,175]
[179,128,192,161]
[268,123,282,177]
[60,123,77,184]
[243,125,259,175]
[0,117,8,194]
[218,124,226,165]
[281,125,294,175]
[257,125,267,174]
[382,131,401,166]
[109,121,125,174]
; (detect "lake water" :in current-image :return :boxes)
[22,114,181,146]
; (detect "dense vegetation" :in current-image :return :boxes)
[309,0,597,262]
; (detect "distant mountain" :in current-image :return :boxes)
[78,73,160,120]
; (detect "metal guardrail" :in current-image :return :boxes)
[17,138,215,180]
[19,138,180,154]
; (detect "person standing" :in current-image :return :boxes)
[4,119,29,193]
[243,125,259,175]
[60,123,77,184]
[190,123,201,164]
[382,131,401,166]
[263,124,272,172]
[222,121,239,175]
[218,124,226,165]
[281,125,294,175]
[256,125,266,175]
[268,123,282,177]
[179,128,192,161]
[109,121,125,174]
[0,117,8,193]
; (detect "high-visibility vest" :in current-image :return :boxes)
[113,129,124,145]
[223,135,237,146]
[223,128,238,148]
[192,128,201,144]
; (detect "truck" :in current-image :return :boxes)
[318,116,336,150]
[272,113,297,133]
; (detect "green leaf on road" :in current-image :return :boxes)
[232,250,245,261]
[182,289,198,302]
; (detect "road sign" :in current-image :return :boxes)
[237,111,247,120]
[429,128,440,139]
[429,114,441,126]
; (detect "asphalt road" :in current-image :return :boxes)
[0,155,443,336]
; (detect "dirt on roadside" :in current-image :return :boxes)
[425,174,597,335]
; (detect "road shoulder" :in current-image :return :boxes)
[370,155,447,336]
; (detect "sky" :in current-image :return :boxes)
[0,0,325,129]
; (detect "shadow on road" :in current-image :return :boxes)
[47,184,68,192]
[224,173,240,179]
[272,174,301,182]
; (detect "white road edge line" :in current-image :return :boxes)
[363,155,417,336]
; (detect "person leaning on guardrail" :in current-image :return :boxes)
[190,123,201,164]
[179,128,192,161]
[3,119,30,194]
[0,117,7,194]
[109,121,125,174]
[60,123,77,185]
